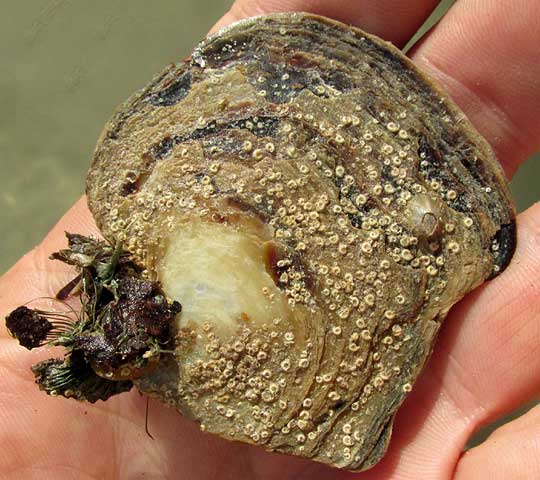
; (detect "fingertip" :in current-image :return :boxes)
[455,404,540,480]
[411,0,540,177]
[209,0,274,35]
[209,0,441,46]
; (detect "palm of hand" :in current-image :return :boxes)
[1,1,539,479]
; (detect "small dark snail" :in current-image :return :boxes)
[6,13,515,471]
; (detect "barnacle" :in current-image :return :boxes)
[7,13,516,470]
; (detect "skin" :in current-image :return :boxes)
[0,1,538,478]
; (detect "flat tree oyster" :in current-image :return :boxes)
[7,13,516,471]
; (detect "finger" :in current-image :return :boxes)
[211,0,441,48]
[352,379,473,480]
[455,404,540,479]
[422,203,540,438]
[0,197,99,336]
[411,0,540,177]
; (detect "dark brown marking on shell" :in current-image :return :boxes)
[148,71,193,107]
[489,221,517,279]
[226,196,270,224]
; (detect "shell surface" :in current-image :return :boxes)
[86,13,515,470]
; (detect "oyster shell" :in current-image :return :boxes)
[12,13,517,471]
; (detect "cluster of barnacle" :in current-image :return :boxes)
[6,13,515,472]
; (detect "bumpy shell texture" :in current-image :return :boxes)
[87,13,515,471]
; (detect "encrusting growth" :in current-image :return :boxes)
[6,233,181,402]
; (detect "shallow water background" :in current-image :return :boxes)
[1,0,538,451]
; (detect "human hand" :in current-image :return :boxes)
[1,1,539,478]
